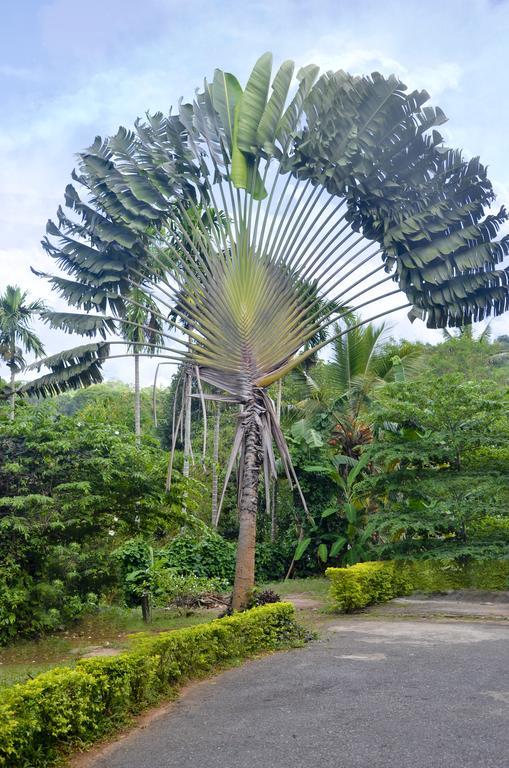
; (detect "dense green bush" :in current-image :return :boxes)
[0,603,298,768]
[159,532,297,584]
[255,541,294,582]
[159,531,237,582]
[326,562,413,612]
[0,407,190,644]
[327,559,509,612]
[405,558,509,592]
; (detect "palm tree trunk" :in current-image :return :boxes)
[181,368,193,514]
[211,402,221,527]
[231,401,262,611]
[134,353,141,445]
[9,365,15,421]
[183,369,192,479]
[270,378,283,542]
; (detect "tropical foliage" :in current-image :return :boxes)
[0,403,190,643]
[360,375,509,560]
[0,285,45,419]
[6,53,509,608]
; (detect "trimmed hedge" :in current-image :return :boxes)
[0,603,298,768]
[326,559,509,612]
[406,559,509,592]
[326,562,413,612]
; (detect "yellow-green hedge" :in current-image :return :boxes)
[326,560,509,613]
[405,559,509,592]
[0,603,297,768]
[326,561,413,612]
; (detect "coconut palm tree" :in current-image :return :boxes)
[0,286,45,419]
[324,315,419,458]
[287,316,418,495]
[20,54,509,608]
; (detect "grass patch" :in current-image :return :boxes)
[0,581,330,689]
[0,605,219,690]
[261,577,329,600]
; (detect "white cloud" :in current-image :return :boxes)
[300,38,462,98]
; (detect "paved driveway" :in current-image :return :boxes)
[83,611,509,768]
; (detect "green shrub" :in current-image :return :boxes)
[327,559,509,612]
[255,541,294,582]
[159,531,237,582]
[0,569,99,646]
[406,558,509,592]
[326,562,413,612]
[0,603,298,768]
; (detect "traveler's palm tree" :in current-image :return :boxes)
[0,285,45,419]
[20,54,509,608]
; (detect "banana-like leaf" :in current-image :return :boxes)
[41,311,117,338]
[236,52,273,154]
[210,69,243,151]
[294,537,311,561]
[256,59,294,153]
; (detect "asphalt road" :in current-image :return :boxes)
[87,615,509,768]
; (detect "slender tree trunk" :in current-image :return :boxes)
[211,402,221,527]
[141,593,152,623]
[231,401,262,611]
[183,369,192,479]
[134,353,141,446]
[8,365,15,421]
[182,368,192,513]
[270,378,283,542]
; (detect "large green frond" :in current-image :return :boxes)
[33,53,509,406]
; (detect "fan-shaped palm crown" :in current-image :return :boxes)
[25,53,509,608]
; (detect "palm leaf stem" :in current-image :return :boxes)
[288,200,348,272]
[269,179,318,265]
[281,183,328,264]
[152,361,174,427]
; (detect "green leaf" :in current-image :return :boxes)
[347,452,371,489]
[330,537,347,557]
[294,537,311,561]
[256,60,294,152]
[231,102,249,190]
[231,103,267,199]
[317,543,328,562]
[291,420,324,447]
[210,70,243,151]
[276,63,319,148]
[236,52,272,154]
[345,502,357,524]
[321,506,337,519]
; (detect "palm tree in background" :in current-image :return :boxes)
[122,287,164,444]
[291,315,419,464]
[0,286,45,419]
[442,322,492,343]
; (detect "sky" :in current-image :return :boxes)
[1,0,509,387]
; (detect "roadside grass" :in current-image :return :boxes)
[262,577,329,600]
[261,577,332,633]
[0,605,219,689]
[1,579,332,689]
